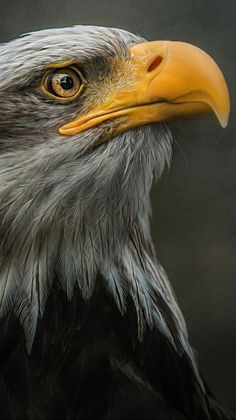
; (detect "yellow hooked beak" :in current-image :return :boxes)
[59,40,230,136]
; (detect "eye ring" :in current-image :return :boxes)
[40,66,85,101]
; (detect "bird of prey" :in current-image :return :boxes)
[0,25,233,420]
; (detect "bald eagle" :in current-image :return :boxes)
[0,25,233,420]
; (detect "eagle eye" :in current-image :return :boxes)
[41,67,84,101]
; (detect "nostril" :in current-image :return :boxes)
[147,56,163,72]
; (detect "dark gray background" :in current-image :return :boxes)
[1,0,235,410]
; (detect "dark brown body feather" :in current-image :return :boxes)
[0,276,234,420]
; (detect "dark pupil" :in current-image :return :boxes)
[60,75,74,90]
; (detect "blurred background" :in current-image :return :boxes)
[1,0,235,410]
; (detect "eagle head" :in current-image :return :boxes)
[0,26,230,351]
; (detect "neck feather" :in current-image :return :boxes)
[0,123,201,386]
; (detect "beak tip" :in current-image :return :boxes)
[218,112,230,128]
[221,120,228,128]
